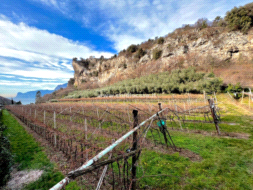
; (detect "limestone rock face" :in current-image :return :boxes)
[72,29,253,87]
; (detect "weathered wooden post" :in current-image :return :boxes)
[54,111,57,146]
[208,99,221,135]
[184,103,187,120]
[84,118,87,140]
[84,118,88,161]
[158,103,170,144]
[214,91,217,103]
[241,90,244,104]
[131,110,138,190]
[249,88,252,109]
[44,110,46,124]
[54,111,56,129]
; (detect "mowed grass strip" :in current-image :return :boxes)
[1,110,79,190]
[140,126,253,189]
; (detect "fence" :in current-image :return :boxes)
[5,98,220,189]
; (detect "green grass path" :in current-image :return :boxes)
[1,110,79,190]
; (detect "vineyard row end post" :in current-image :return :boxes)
[208,99,221,135]
[132,110,138,190]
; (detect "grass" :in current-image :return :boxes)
[1,110,79,189]
[139,129,253,189]
[3,92,253,189]
[133,93,253,189]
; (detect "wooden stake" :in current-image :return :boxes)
[85,118,87,140]
[44,110,46,124]
[241,90,244,104]
[208,99,221,135]
[131,110,138,190]
[54,111,57,147]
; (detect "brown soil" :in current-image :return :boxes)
[168,127,250,139]
[142,137,202,162]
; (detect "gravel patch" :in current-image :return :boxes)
[5,170,43,190]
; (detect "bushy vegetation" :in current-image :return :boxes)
[225,82,242,93]
[195,18,209,29]
[127,44,138,53]
[225,82,243,99]
[0,110,13,187]
[225,3,253,34]
[135,48,145,58]
[66,68,223,98]
[153,49,162,60]
[157,37,165,44]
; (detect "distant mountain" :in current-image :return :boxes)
[54,83,68,91]
[13,83,68,105]
[13,90,54,105]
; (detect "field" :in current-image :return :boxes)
[5,93,253,189]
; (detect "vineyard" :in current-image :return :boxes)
[5,93,253,189]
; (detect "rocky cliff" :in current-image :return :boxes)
[72,27,253,88]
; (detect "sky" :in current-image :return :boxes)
[0,0,252,98]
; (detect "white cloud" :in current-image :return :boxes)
[32,0,253,51]
[0,17,113,59]
[0,15,114,97]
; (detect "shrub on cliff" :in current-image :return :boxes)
[157,37,165,44]
[135,48,145,58]
[127,44,138,53]
[195,18,209,29]
[225,4,253,33]
[153,49,162,60]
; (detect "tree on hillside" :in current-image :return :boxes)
[195,18,209,29]
[35,91,41,104]
[225,5,253,33]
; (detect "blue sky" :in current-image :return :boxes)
[0,0,252,98]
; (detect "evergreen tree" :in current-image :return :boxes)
[35,91,42,104]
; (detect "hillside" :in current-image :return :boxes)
[0,96,15,105]
[68,3,253,93]
[72,27,252,91]
[14,83,67,105]
[41,2,253,100]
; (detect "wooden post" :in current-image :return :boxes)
[54,111,56,129]
[84,118,88,161]
[54,111,57,147]
[249,88,251,108]
[184,103,187,120]
[208,99,221,135]
[44,110,46,124]
[241,90,244,104]
[84,118,87,140]
[131,110,138,190]
[158,103,171,142]
[214,91,217,103]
